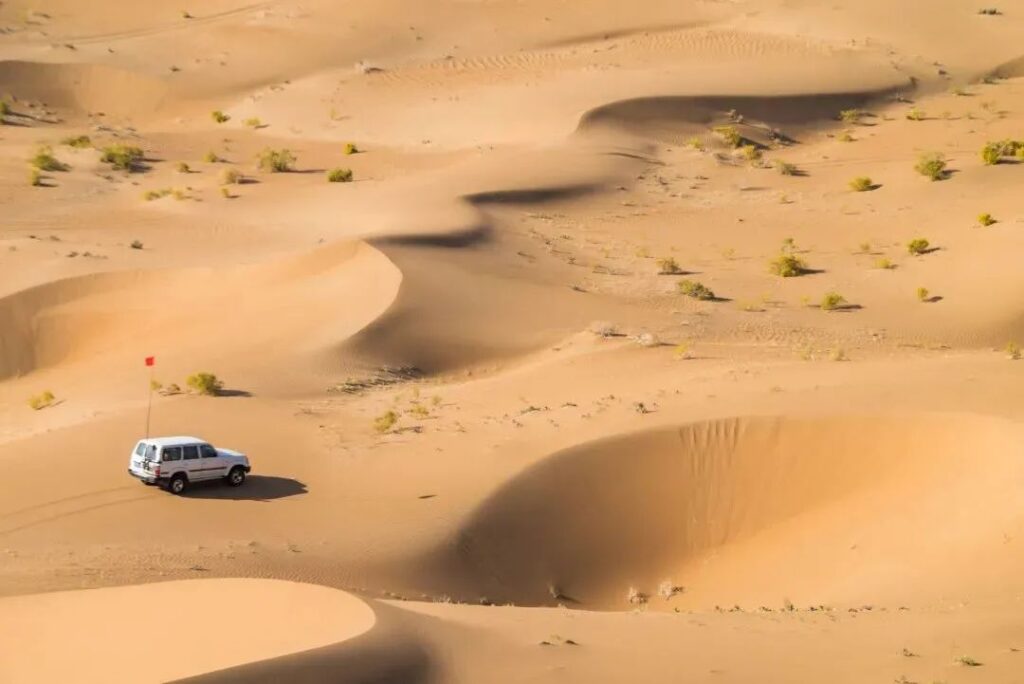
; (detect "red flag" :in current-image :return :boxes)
[145,356,155,367]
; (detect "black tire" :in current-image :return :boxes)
[226,467,246,487]
[168,474,188,495]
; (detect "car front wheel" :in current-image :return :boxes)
[226,467,246,487]
[168,474,187,495]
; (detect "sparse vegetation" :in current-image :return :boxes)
[658,580,683,600]
[220,187,232,199]
[916,286,930,302]
[956,656,982,667]
[673,343,692,360]
[61,134,91,149]
[769,253,808,277]
[978,212,996,226]
[775,160,797,176]
[211,110,230,123]
[712,125,742,148]
[175,161,191,173]
[875,257,895,270]
[820,292,847,311]
[142,188,172,201]
[29,168,42,186]
[203,150,222,163]
[27,390,56,411]
[258,148,296,172]
[656,257,682,275]
[981,139,1023,165]
[186,372,223,396]
[150,379,162,392]
[627,587,648,605]
[1006,342,1021,360]
[849,176,873,192]
[30,146,64,172]
[838,130,854,142]
[590,321,618,337]
[839,108,863,125]
[907,238,930,256]
[326,167,353,183]
[740,144,761,162]
[678,279,716,300]
[244,117,262,128]
[914,152,947,180]
[685,136,704,150]
[374,410,399,433]
[220,168,242,185]
[829,348,848,362]
[344,142,359,155]
[100,144,145,171]
[130,240,144,249]
[905,107,925,121]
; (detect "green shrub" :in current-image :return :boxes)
[776,161,797,175]
[1006,342,1021,360]
[186,372,223,396]
[741,144,761,161]
[0,100,8,117]
[677,279,715,300]
[849,176,873,192]
[374,410,399,433]
[142,188,171,201]
[211,110,230,123]
[838,130,854,142]
[203,151,221,163]
[977,212,996,226]
[905,107,924,121]
[839,109,863,125]
[914,152,947,180]
[712,125,742,148]
[31,146,65,172]
[916,286,929,302]
[100,144,144,171]
[981,142,1002,165]
[220,187,232,199]
[875,257,895,270]
[244,117,261,128]
[258,148,295,172]
[220,168,242,185]
[685,136,704,150]
[907,238,930,255]
[326,167,353,183]
[61,134,91,148]
[344,142,359,155]
[29,168,42,186]
[820,292,847,311]
[981,140,1023,165]
[27,390,55,410]
[656,257,682,275]
[769,253,807,277]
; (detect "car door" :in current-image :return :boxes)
[199,443,227,479]
[181,444,206,480]
[161,446,184,478]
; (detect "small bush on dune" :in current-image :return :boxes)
[344,142,359,155]
[907,238,930,255]
[1006,342,1021,360]
[875,257,895,270]
[244,117,262,128]
[203,150,221,163]
[29,168,42,186]
[776,160,797,176]
[61,134,91,149]
[0,100,9,118]
[678,279,715,300]
[101,144,144,171]
[981,142,1002,165]
[31,146,65,172]
[769,253,808,277]
[712,125,742,148]
[326,167,353,183]
[914,152,947,180]
[211,110,230,123]
[258,148,296,172]
[839,108,863,125]
[981,139,1023,165]
[374,410,398,433]
[220,187,233,199]
[657,257,682,275]
[905,107,925,121]
[916,286,930,302]
[977,212,996,226]
[849,176,873,192]
[820,292,847,311]
[740,144,761,162]
[143,188,172,201]
[27,390,56,410]
[186,372,223,396]
[220,167,242,185]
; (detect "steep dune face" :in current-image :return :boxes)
[0,61,170,117]
[431,415,1024,609]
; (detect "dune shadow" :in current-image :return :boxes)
[183,475,307,501]
[215,388,252,398]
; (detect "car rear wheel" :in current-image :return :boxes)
[226,467,246,487]
[168,474,187,495]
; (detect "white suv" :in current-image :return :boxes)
[128,436,251,494]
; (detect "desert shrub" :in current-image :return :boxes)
[244,117,261,128]
[776,160,797,175]
[678,279,715,300]
[875,257,894,270]
[656,257,682,275]
[981,142,1002,165]
[769,253,807,277]
[907,238,930,255]
[211,110,230,123]
[344,142,359,155]
[61,134,91,148]
[916,286,929,302]
[175,161,191,173]
[130,239,143,249]
[186,372,223,396]
[374,410,398,433]
[980,140,1023,165]
[838,130,854,142]
[829,348,848,362]
[203,151,221,163]
[171,189,188,201]
[142,188,170,201]
[100,144,144,171]
[627,587,648,605]
[914,152,947,180]
[977,212,996,226]
[150,379,162,391]
[220,168,241,185]
[590,321,618,337]
[712,125,742,148]
[820,292,847,311]
[31,146,65,172]
[685,136,704,150]
[741,144,761,161]
[27,390,56,410]
[956,656,982,667]
[905,107,924,121]
[220,187,232,199]
[839,108,862,124]
[673,343,692,360]
[849,176,873,192]
[1006,342,1021,360]
[258,148,295,172]
[326,167,353,182]
[0,100,8,117]
[29,168,41,186]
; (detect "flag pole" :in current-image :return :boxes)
[145,357,155,438]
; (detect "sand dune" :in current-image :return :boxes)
[0,60,169,117]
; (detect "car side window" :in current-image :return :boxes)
[145,444,157,460]
[182,446,200,460]
[200,445,218,459]
[135,442,146,456]
[162,446,182,462]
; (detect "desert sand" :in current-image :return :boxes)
[1,0,1023,682]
